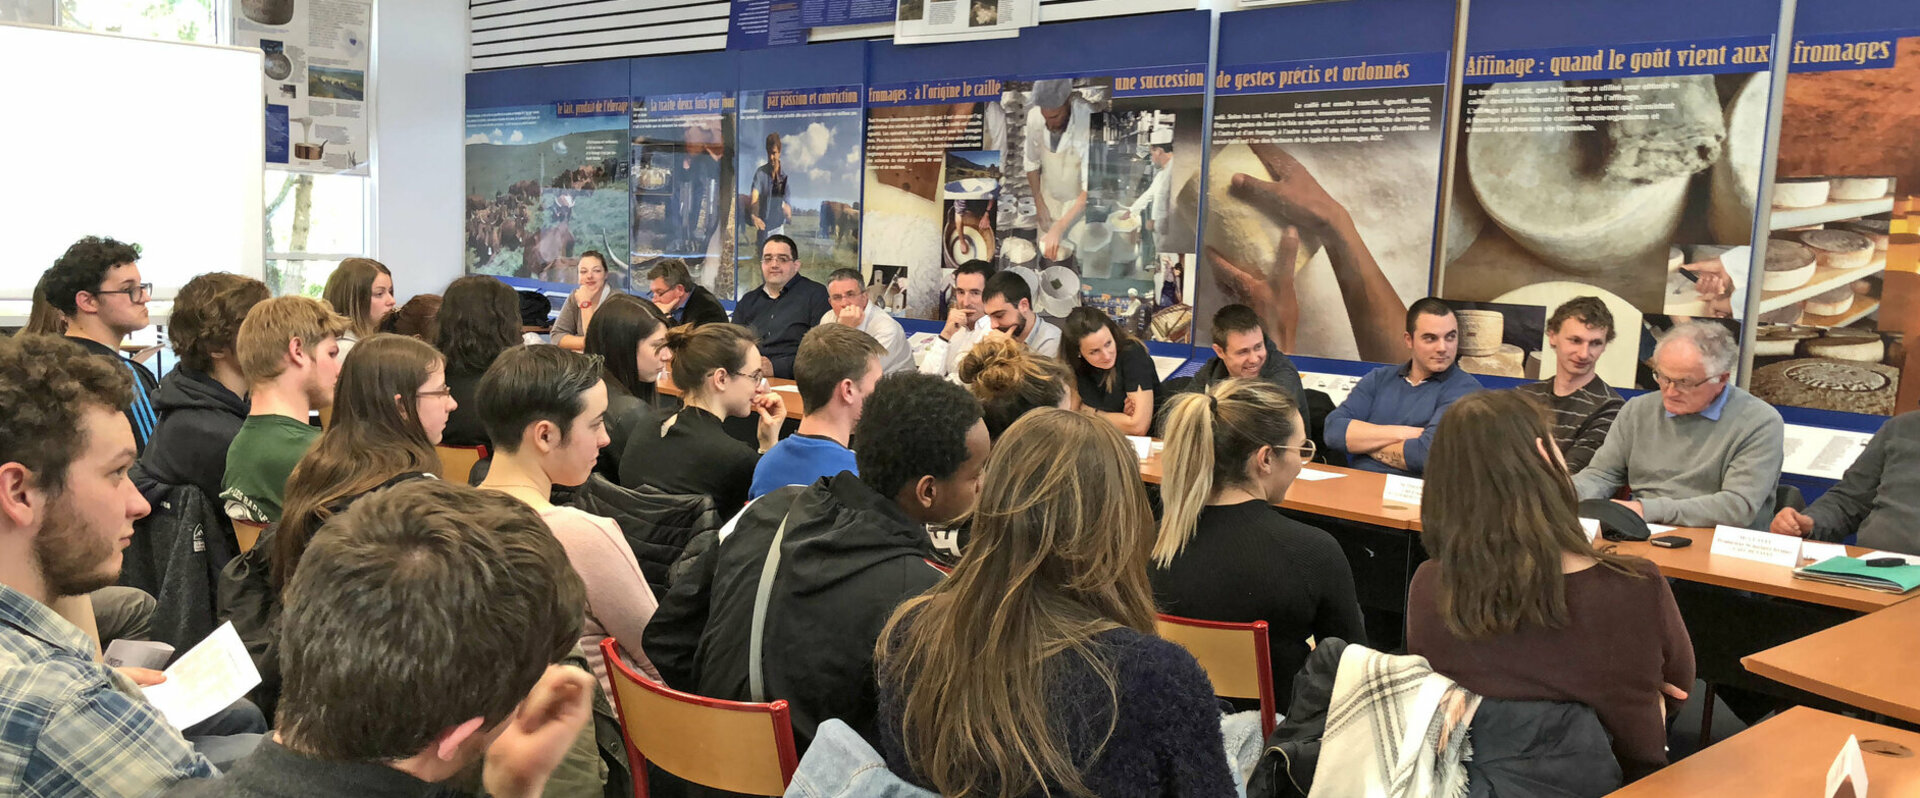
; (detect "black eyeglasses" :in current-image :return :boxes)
[94,283,153,302]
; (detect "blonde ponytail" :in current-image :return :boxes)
[1152,378,1301,568]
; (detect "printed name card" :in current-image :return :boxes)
[1825,734,1868,798]
[1579,518,1601,543]
[1710,525,1803,567]
[1126,435,1153,460]
[1382,475,1424,506]
[1296,469,1344,482]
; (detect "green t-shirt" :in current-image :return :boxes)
[220,414,320,523]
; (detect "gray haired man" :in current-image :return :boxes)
[1572,321,1784,528]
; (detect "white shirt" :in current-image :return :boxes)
[919,314,1062,380]
[1128,165,1173,227]
[819,300,914,375]
[1023,99,1092,186]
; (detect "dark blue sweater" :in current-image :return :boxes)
[877,626,1238,798]
[1324,361,1482,475]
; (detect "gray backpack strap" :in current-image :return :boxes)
[747,509,794,703]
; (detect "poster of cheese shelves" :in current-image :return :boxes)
[1439,36,1779,389]
[236,0,371,174]
[1752,28,1920,416]
[464,98,633,288]
[860,68,1206,343]
[736,87,864,292]
[631,93,737,300]
[1194,53,1449,364]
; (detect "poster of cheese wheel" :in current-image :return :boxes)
[1437,0,1787,396]
[1753,1,1920,416]
[1193,0,1454,365]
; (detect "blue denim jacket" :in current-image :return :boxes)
[784,719,936,798]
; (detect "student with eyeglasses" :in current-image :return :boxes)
[1149,378,1366,704]
[1572,320,1784,528]
[619,323,786,512]
[39,236,161,454]
[730,234,831,380]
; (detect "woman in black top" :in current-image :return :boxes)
[619,323,786,512]
[434,276,525,448]
[1151,378,1366,705]
[1060,307,1159,436]
[584,294,671,478]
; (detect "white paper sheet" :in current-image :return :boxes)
[1296,469,1344,482]
[139,623,261,730]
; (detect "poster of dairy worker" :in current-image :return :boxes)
[1025,78,1094,265]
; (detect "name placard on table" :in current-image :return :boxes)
[1382,475,1423,507]
[1711,525,1809,568]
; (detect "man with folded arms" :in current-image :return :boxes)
[1573,321,1783,528]
[1324,298,1482,476]
[1771,410,1920,555]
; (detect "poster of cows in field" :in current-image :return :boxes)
[464,100,633,288]
[736,89,864,291]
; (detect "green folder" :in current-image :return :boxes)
[1793,556,1920,594]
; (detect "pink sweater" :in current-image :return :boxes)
[542,506,662,690]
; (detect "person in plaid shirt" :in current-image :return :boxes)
[0,334,215,797]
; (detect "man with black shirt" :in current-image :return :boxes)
[41,236,160,454]
[731,234,831,379]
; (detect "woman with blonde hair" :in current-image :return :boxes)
[1152,378,1365,703]
[1407,389,1693,780]
[956,334,1071,440]
[875,409,1237,798]
[321,257,397,357]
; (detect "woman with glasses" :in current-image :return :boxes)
[618,322,786,511]
[1150,377,1366,704]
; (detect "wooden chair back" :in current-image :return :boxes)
[435,445,488,485]
[1157,614,1278,737]
[600,638,799,797]
[232,518,267,553]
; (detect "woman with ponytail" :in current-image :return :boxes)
[617,322,785,510]
[1150,377,1366,703]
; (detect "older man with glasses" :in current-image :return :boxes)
[1572,320,1784,528]
[730,233,831,380]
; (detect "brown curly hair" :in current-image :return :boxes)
[0,335,133,494]
[169,273,269,374]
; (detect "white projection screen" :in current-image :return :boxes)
[0,22,263,321]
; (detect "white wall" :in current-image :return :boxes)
[372,0,468,301]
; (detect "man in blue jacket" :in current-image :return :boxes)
[1324,298,1482,476]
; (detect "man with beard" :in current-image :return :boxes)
[0,334,218,793]
[978,270,1062,360]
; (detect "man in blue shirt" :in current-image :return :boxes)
[751,324,885,498]
[732,234,832,380]
[1325,298,1483,475]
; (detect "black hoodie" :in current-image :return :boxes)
[643,472,942,753]
[132,368,250,505]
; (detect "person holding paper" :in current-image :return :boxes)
[1151,378,1365,704]
[1323,298,1483,476]
[1514,297,1624,473]
[163,481,599,798]
[1572,321,1784,528]
[1770,410,1920,555]
[1408,390,1694,782]
[0,334,231,794]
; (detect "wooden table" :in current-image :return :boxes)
[1607,706,1920,796]
[656,375,807,419]
[1743,593,1920,724]
[1139,458,1422,531]
[1611,530,1907,614]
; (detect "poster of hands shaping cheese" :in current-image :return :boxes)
[861,68,1206,342]
[235,0,371,175]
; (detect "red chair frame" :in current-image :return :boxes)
[1156,613,1278,737]
[599,638,800,798]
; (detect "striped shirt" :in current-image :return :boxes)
[1516,376,1624,473]
[0,583,213,797]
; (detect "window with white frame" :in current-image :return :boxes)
[57,0,372,298]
